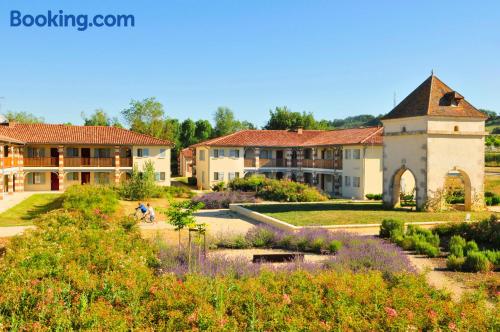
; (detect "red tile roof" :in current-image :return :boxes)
[191,127,383,148]
[382,75,487,120]
[180,147,193,158]
[0,123,173,146]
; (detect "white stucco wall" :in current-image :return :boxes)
[132,146,171,186]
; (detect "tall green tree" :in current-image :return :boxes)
[82,109,111,126]
[5,111,44,124]
[180,119,197,147]
[194,119,213,141]
[213,107,255,136]
[264,106,321,130]
[122,97,165,137]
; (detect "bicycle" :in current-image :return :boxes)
[130,210,151,223]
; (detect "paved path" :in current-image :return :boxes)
[406,253,466,301]
[0,191,59,214]
[139,209,259,237]
[0,225,35,237]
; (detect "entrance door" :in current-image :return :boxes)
[81,172,91,185]
[81,148,91,166]
[50,173,59,191]
[276,150,284,167]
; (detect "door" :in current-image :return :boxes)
[50,173,59,191]
[81,148,91,166]
[276,150,284,167]
[81,172,91,185]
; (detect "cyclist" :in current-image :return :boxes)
[136,202,148,220]
[147,203,156,224]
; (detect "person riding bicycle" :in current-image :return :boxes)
[147,203,156,224]
[136,202,148,219]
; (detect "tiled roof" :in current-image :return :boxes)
[0,133,24,144]
[382,75,487,120]
[191,127,383,148]
[180,147,193,158]
[0,123,173,146]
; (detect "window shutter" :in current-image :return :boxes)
[27,173,33,185]
[155,172,160,181]
[219,149,224,157]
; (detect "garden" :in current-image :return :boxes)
[0,185,498,330]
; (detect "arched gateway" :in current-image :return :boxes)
[382,75,487,211]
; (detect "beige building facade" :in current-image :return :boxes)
[0,121,172,198]
[382,75,487,211]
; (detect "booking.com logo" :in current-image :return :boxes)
[10,10,135,31]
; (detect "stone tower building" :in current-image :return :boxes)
[381,75,487,211]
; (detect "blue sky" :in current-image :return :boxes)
[0,1,499,127]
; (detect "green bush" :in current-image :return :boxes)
[464,240,479,255]
[228,176,328,202]
[63,185,119,216]
[117,160,158,200]
[379,219,404,238]
[464,251,492,272]
[245,227,276,247]
[310,238,325,253]
[328,240,342,254]
[414,240,440,258]
[187,176,197,186]
[211,181,225,192]
[484,250,500,265]
[365,193,382,200]
[406,225,440,247]
[449,244,464,258]
[449,235,466,249]
[446,255,465,271]
[433,216,500,249]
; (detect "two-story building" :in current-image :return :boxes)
[0,120,172,198]
[191,127,387,199]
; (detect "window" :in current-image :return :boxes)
[454,125,459,132]
[344,149,351,160]
[214,172,224,181]
[199,150,205,161]
[155,172,166,181]
[3,146,8,157]
[67,172,79,181]
[213,149,225,158]
[344,176,351,187]
[260,150,270,159]
[95,173,110,184]
[137,148,149,157]
[66,148,79,157]
[353,176,360,188]
[353,149,361,159]
[27,172,45,185]
[94,148,111,158]
[402,126,407,133]
[325,150,333,159]
[159,148,166,158]
[228,172,240,181]
[27,147,45,158]
[229,149,240,158]
[235,172,240,179]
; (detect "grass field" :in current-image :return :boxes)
[485,175,500,195]
[0,194,62,227]
[247,202,496,226]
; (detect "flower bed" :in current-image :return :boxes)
[192,191,257,209]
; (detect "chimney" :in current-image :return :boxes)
[297,127,303,135]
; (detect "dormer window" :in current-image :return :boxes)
[441,91,464,107]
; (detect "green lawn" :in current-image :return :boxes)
[247,202,496,226]
[0,194,63,227]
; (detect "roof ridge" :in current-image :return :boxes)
[360,127,383,144]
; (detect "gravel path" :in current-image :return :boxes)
[406,253,467,301]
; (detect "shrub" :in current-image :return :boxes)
[446,255,465,271]
[433,216,500,249]
[228,175,267,192]
[212,181,225,192]
[365,193,382,200]
[117,160,158,200]
[449,244,464,258]
[192,191,256,209]
[414,240,440,258]
[310,237,325,253]
[484,191,500,206]
[464,240,479,255]
[406,225,440,247]
[379,219,404,238]
[328,240,342,254]
[483,250,500,265]
[449,235,466,250]
[245,226,276,247]
[63,185,119,216]
[187,176,197,186]
[464,251,492,272]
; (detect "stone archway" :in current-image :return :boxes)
[444,168,472,211]
[390,166,418,208]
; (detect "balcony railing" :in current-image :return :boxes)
[120,157,133,167]
[24,157,58,167]
[65,157,114,167]
[243,157,340,170]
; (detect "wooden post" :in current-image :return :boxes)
[16,147,24,192]
[254,147,260,168]
[114,146,121,185]
[58,146,64,191]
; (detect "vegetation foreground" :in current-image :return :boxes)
[0,186,498,330]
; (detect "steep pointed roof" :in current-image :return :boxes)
[382,75,487,120]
